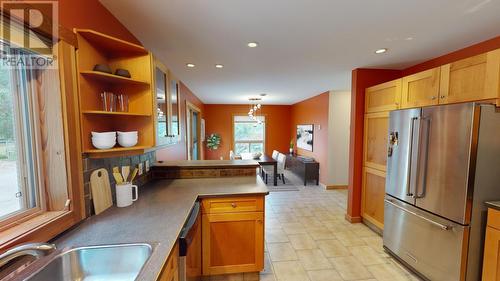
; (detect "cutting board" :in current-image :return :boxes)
[90,168,113,215]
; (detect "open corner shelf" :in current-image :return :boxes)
[75,29,155,158]
[74,29,148,57]
[80,71,150,86]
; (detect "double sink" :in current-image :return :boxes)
[25,243,152,281]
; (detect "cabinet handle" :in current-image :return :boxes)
[231,203,237,208]
[431,96,437,100]
[440,95,446,99]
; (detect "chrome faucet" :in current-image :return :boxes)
[0,243,56,268]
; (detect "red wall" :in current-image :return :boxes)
[290,92,330,185]
[203,105,292,160]
[347,35,500,222]
[57,0,140,44]
[156,82,205,161]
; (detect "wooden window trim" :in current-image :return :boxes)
[0,40,84,252]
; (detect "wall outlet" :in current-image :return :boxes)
[138,163,143,176]
[145,160,150,172]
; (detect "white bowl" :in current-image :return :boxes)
[117,131,138,136]
[92,131,116,138]
[92,137,116,149]
[117,136,138,147]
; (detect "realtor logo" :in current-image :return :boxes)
[1,1,58,68]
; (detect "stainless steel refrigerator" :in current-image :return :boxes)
[383,102,500,281]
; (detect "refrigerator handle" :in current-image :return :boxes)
[406,117,418,197]
[415,117,431,199]
[384,198,451,230]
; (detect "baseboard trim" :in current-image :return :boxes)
[362,218,383,236]
[326,184,348,190]
[344,213,362,223]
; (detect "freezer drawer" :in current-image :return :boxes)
[383,197,468,281]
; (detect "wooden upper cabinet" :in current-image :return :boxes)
[401,67,440,109]
[363,112,389,171]
[365,79,402,113]
[440,50,499,104]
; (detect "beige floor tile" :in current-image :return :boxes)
[306,269,343,281]
[297,217,324,228]
[266,228,289,243]
[307,227,336,240]
[277,212,299,223]
[316,239,350,258]
[330,256,373,280]
[334,230,367,246]
[272,261,310,281]
[348,245,386,265]
[288,233,317,250]
[293,207,314,217]
[267,242,298,261]
[282,222,308,234]
[265,218,282,229]
[367,263,413,281]
[296,249,332,271]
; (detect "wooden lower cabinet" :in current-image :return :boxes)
[158,242,179,281]
[361,167,386,230]
[202,196,265,276]
[482,208,500,281]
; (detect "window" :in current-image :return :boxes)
[233,115,265,155]
[0,44,41,221]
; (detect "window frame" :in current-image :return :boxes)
[0,35,84,251]
[232,115,266,156]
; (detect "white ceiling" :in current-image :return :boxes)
[100,0,500,105]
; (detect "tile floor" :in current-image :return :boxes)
[206,183,422,281]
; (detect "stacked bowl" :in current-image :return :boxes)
[91,132,116,149]
[117,131,138,147]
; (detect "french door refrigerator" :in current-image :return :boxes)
[383,102,500,281]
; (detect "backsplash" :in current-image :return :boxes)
[82,152,156,217]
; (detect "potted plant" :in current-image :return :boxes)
[206,133,221,150]
[289,139,294,155]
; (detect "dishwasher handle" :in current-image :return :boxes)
[179,201,200,256]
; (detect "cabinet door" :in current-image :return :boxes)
[202,212,264,275]
[158,242,179,281]
[401,67,440,108]
[365,79,402,113]
[485,49,500,107]
[440,52,497,104]
[361,167,386,230]
[363,112,389,171]
[483,225,500,281]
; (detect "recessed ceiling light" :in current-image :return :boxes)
[375,48,388,54]
[260,93,267,97]
[215,64,224,69]
[186,63,195,68]
[247,42,259,48]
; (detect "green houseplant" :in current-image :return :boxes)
[289,139,294,154]
[206,133,221,150]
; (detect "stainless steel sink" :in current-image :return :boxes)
[25,243,152,281]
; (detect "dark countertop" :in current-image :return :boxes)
[54,176,269,281]
[154,159,260,169]
[486,201,500,210]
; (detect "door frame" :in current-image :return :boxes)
[186,101,202,160]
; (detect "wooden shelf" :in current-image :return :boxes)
[80,71,150,86]
[82,110,151,117]
[84,146,149,158]
[75,29,148,57]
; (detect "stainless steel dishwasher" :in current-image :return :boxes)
[179,201,202,281]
